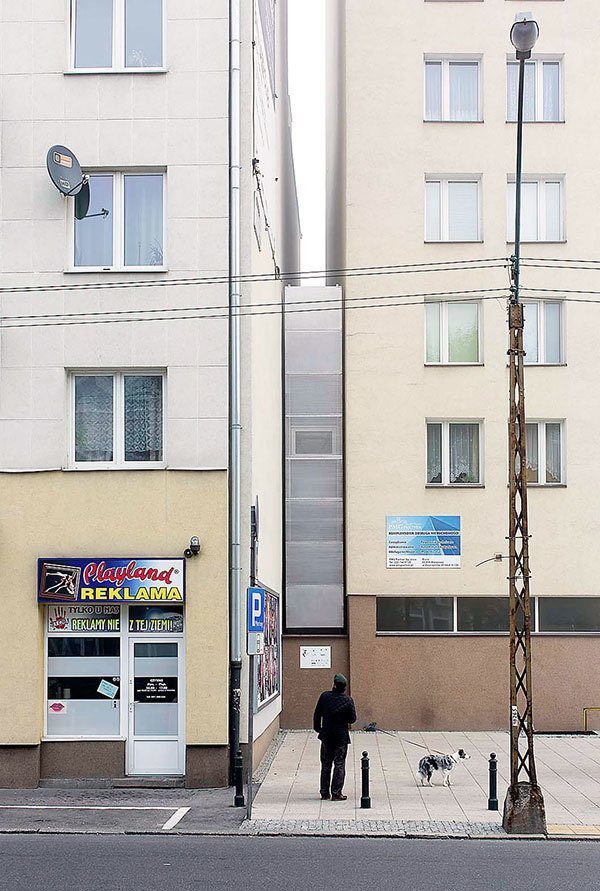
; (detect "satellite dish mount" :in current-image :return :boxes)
[46,145,109,221]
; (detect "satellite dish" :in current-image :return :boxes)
[46,145,83,196]
[74,179,90,220]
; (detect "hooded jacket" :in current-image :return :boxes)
[313,689,357,745]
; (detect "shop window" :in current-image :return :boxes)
[72,372,164,468]
[376,597,453,632]
[72,0,164,70]
[47,636,121,737]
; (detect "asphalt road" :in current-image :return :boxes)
[1,835,599,891]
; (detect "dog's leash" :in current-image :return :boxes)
[363,722,445,756]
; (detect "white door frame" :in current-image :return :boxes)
[126,634,186,776]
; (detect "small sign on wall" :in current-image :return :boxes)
[300,646,331,669]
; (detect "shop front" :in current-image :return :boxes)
[40,557,186,777]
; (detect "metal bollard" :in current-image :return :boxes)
[360,750,371,809]
[488,752,498,811]
[234,749,245,807]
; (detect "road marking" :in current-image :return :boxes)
[161,807,191,831]
[0,806,175,811]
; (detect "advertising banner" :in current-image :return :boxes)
[256,590,281,709]
[386,516,461,569]
[47,604,121,633]
[37,558,185,603]
[128,605,184,633]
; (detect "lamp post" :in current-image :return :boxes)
[503,14,547,835]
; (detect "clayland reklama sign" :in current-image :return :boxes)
[37,558,185,603]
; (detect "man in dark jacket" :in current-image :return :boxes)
[313,673,356,800]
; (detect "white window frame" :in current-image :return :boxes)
[506,56,564,123]
[426,419,484,486]
[69,370,166,470]
[424,300,483,365]
[506,176,565,243]
[69,171,167,272]
[522,299,564,365]
[69,0,167,73]
[525,419,565,486]
[425,176,482,243]
[424,56,483,122]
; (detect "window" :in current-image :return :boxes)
[457,597,509,632]
[73,0,164,70]
[377,598,454,633]
[425,59,481,122]
[525,421,563,485]
[427,421,482,485]
[507,178,564,242]
[72,372,164,467]
[74,173,164,270]
[523,301,563,364]
[539,598,600,633]
[425,178,481,242]
[425,301,481,364]
[507,59,562,123]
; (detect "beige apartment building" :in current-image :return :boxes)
[281,0,600,733]
[0,0,298,787]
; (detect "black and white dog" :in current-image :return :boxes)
[417,749,471,787]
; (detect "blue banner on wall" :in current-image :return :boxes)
[38,558,186,603]
[386,516,461,569]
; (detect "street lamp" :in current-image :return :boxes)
[503,14,547,835]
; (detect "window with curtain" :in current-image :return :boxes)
[507,59,562,123]
[73,373,164,466]
[426,178,480,242]
[523,301,563,364]
[425,59,480,122]
[73,0,163,69]
[427,421,481,485]
[525,421,563,485]
[74,172,164,269]
[507,178,563,242]
[426,301,480,364]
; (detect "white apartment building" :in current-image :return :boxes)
[281,0,600,732]
[0,0,299,787]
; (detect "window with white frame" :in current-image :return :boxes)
[525,421,563,485]
[425,178,481,242]
[523,300,563,364]
[74,172,164,270]
[425,58,481,122]
[426,420,482,485]
[72,0,164,70]
[507,58,563,123]
[425,300,481,364]
[72,372,164,467]
[507,177,564,242]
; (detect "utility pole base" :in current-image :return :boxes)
[502,782,547,835]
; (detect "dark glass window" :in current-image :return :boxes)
[48,638,120,657]
[48,677,120,700]
[457,597,509,632]
[539,598,600,632]
[376,597,453,632]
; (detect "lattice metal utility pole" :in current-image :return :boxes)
[503,14,546,836]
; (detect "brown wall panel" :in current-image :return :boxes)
[41,741,125,778]
[0,746,40,788]
[185,746,229,788]
[349,596,600,732]
[281,636,350,728]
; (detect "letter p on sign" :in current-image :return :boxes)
[247,587,265,634]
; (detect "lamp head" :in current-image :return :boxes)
[511,13,539,60]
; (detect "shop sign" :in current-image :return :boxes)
[134,677,178,703]
[129,605,184,634]
[97,679,119,699]
[386,515,461,569]
[38,558,185,603]
[47,604,121,633]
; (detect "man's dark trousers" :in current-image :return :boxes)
[320,741,348,797]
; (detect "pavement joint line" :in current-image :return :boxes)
[160,807,191,831]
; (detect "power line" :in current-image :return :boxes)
[0,258,508,297]
[0,290,510,330]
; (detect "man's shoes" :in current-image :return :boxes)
[331,794,347,801]
[320,792,331,799]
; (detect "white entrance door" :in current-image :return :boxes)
[127,638,184,776]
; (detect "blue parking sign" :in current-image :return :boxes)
[247,587,265,634]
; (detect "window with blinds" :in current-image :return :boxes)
[284,289,344,631]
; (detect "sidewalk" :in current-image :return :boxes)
[248,730,600,839]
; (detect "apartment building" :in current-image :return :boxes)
[281,0,600,732]
[0,0,299,787]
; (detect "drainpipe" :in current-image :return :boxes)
[228,0,243,781]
